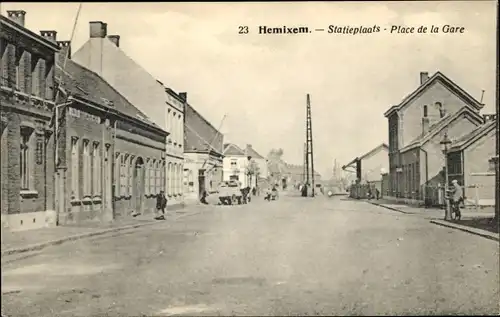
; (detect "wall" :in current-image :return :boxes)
[464,128,496,202]
[165,90,184,206]
[223,156,248,185]
[59,104,113,225]
[400,79,477,149]
[72,37,167,130]
[113,121,165,218]
[361,148,389,183]
[422,117,480,187]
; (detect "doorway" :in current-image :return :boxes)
[133,157,144,215]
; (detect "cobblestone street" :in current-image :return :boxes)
[2,196,499,316]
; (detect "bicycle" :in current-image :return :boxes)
[449,198,462,221]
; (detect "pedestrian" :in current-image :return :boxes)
[156,190,167,220]
[375,188,380,200]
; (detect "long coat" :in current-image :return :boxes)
[156,194,167,209]
[451,183,463,202]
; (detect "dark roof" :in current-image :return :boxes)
[343,143,389,169]
[56,58,163,131]
[400,106,483,152]
[245,145,265,159]
[223,143,245,156]
[449,120,496,152]
[384,71,484,118]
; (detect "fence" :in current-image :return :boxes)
[466,173,495,211]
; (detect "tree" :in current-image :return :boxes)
[245,159,261,188]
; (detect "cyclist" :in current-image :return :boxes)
[449,179,463,220]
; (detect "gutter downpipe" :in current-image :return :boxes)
[420,148,429,207]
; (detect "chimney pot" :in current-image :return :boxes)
[420,72,429,85]
[89,21,108,38]
[179,92,187,101]
[6,10,26,27]
[107,35,120,47]
[40,30,57,43]
[56,41,71,63]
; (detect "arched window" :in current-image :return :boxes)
[155,160,160,195]
[436,102,445,118]
[177,164,182,195]
[114,152,120,197]
[145,158,150,196]
[423,105,428,117]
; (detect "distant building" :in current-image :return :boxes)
[447,118,496,206]
[342,143,389,187]
[384,71,485,202]
[1,11,60,231]
[183,100,224,201]
[222,143,268,189]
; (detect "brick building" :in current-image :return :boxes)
[1,11,60,231]
[384,71,485,203]
[54,41,168,224]
[183,100,224,202]
[71,21,184,206]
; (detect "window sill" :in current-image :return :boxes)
[20,190,39,198]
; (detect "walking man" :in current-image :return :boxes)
[156,190,167,220]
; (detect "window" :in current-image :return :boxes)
[167,109,172,144]
[92,142,101,197]
[161,161,166,193]
[20,127,34,190]
[145,159,151,196]
[148,159,154,195]
[423,105,428,117]
[156,161,161,194]
[173,163,177,195]
[83,140,91,197]
[71,137,79,199]
[120,154,128,196]
[128,156,134,196]
[172,112,177,144]
[436,102,445,118]
[231,159,237,168]
[114,152,120,197]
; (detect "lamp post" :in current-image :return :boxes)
[440,132,452,220]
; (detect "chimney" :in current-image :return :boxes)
[89,21,107,38]
[56,41,71,64]
[40,30,57,43]
[107,35,120,47]
[179,92,187,101]
[6,10,26,27]
[422,117,430,135]
[420,72,429,85]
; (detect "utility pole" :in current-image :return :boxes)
[305,94,315,197]
[303,142,307,182]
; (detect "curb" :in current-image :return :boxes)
[1,209,203,257]
[366,201,412,214]
[430,219,499,242]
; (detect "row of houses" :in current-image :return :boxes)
[0,10,228,231]
[343,71,497,206]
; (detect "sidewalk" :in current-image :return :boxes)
[366,199,498,241]
[1,205,207,257]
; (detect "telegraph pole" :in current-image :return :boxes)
[305,94,315,197]
[303,142,307,182]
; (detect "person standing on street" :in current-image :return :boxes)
[156,190,167,220]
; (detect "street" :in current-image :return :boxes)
[2,196,499,316]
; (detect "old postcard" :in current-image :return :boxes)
[0,1,498,316]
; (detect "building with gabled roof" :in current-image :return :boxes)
[342,143,389,189]
[384,70,486,203]
[222,143,268,189]
[71,21,185,207]
[447,118,496,206]
[53,38,168,225]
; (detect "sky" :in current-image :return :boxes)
[2,1,496,178]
